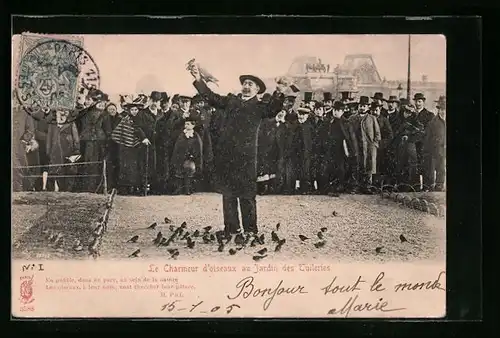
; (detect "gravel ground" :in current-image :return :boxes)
[12,192,107,260]
[101,193,445,263]
[12,192,445,263]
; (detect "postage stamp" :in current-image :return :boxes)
[14,33,100,123]
[12,33,448,319]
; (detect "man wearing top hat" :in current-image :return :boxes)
[322,92,334,120]
[189,64,285,235]
[423,95,446,191]
[323,101,358,194]
[370,101,393,186]
[381,95,401,185]
[276,95,300,194]
[350,96,381,193]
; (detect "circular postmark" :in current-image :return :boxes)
[15,39,100,124]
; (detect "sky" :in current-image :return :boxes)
[12,34,446,100]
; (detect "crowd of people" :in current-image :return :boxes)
[13,84,446,197]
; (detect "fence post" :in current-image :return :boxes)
[103,159,108,196]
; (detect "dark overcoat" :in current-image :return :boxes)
[295,120,314,181]
[257,117,280,178]
[376,114,394,174]
[193,80,285,198]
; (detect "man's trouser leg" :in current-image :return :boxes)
[240,196,257,234]
[222,195,240,235]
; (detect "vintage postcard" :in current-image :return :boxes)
[11,33,446,318]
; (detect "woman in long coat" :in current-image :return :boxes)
[111,102,144,195]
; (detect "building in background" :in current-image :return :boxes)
[263,54,445,104]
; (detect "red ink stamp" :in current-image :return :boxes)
[19,275,35,305]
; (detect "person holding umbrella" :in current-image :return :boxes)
[188,63,286,236]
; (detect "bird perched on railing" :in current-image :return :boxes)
[186,58,219,87]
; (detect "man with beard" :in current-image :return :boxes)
[323,101,358,194]
[350,96,381,194]
[393,101,425,191]
[413,93,435,191]
[370,101,393,187]
[189,64,285,236]
[423,96,446,192]
[276,95,299,194]
[78,90,109,193]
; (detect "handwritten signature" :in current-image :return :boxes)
[227,276,308,311]
[327,295,406,318]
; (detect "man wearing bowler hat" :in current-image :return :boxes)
[412,92,435,190]
[189,64,285,236]
[350,96,381,193]
[423,95,446,191]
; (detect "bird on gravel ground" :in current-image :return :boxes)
[186,237,195,249]
[147,222,157,230]
[181,231,190,240]
[164,217,173,224]
[203,226,212,233]
[169,225,175,232]
[317,231,324,240]
[253,255,267,261]
[127,235,139,243]
[209,234,216,242]
[218,243,225,252]
[274,238,286,252]
[299,235,309,242]
[171,251,180,259]
[167,248,178,255]
[257,248,268,255]
[202,234,211,244]
[229,248,237,255]
[271,231,280,242]
[276,223,281,231]
[235,233,245,245]
[320,227,327,232]
[332,211,338,216]
[375,246,385,254]
[152,232,163,245]
[258,234,265,245]
[399,234,408,243]
[157,237,167,247]
[314,241,326,248]
[193,230,200,237]
[181,222,187,229]
[128,249,140,258]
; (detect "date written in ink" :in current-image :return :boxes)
[21,263,44,272]
[160,300,241,314]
